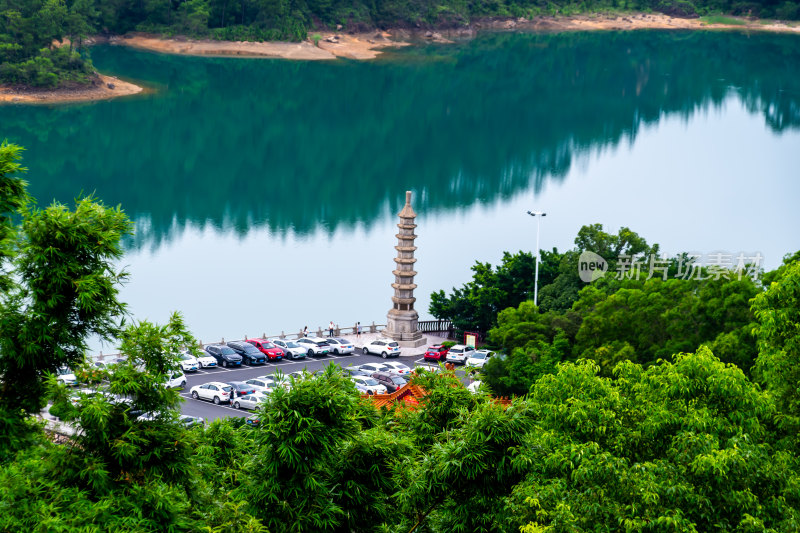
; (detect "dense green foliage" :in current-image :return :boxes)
[434,223,777,396]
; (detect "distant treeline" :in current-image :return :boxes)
[2,0,800,87]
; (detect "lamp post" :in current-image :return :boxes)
[526,210,546,307]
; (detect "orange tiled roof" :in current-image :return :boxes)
[362,383,513,409]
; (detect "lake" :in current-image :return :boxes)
[1,29,798,352]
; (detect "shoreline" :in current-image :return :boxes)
[0,74,143,105]
[112,31,410,60]
[3,13,799,105]
[472,12,800,34]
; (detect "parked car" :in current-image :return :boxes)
[56,367,78,387]
[466,349,496,368]
[268,338,306,360]
[179,415,205,428]
[204,344,243,368]
[371,371,408,393]
[424,344,449,361]
[414,363,443,373]
[351,375,388,395]
[340,365,370,377]
[164,371,187,389]
[232,392,269,410]
[177,352,199,372]
[245,338,284,361]
[286,370,312,382]
[246,414,260,426]
[227,341,267,365]
[467,381,483,394]
[225,381,257,398]
[358,362,391,375]
[361,339,401,358]
[244,376,283,393]
[187,349,217,369]
[445,345,475,365]
[326,337,355,355]
[296,337,331,356]
[190,382,233,404]
[381,361,412,376]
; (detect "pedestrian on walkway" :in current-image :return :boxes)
[356,322,362,339]
[303,326,308,337]
[329,321,334,337]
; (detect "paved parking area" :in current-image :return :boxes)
[179,333,453,421]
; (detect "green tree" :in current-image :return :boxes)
[429,250,556,334]
[752,258,800,439]
[507,350,799,532]
[0,141,130,458]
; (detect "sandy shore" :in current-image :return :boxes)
[114,15,800,63]
[0,74,143,105]
[115,31,409,60]
[473,13,800,33]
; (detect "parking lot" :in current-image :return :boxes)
[178,334,455,421]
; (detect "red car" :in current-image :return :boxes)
[424,344,449,361]
[246,338,283,361]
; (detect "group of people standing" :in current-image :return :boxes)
[301,322,363,338]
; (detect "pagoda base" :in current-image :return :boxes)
[383,310,427,348]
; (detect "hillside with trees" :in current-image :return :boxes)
[2,0,800,87]
[1,137,800,530]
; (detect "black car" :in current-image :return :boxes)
[227,341,267,365]
[204,344,243,368]
[372,371,408,393]
[225,381,257,398]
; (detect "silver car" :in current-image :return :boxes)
[351,376,387,395]
[232,392,269,410]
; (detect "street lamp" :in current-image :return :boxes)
[526,210,546,307]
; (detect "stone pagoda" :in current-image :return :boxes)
[383,191,427,347]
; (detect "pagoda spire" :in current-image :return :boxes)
[384,191,426,347]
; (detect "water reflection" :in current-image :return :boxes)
[0,30,798,250]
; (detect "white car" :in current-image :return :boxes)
[177,352,199,372]
[414,363,442,373]
[244,376,286,393]
[326,337,355,355]
[445,345,475,365]
[190,382,233,404]
[232,392,269,410]
[467,381,483,394]
[296,337,331,356]
[361,339,401,358]
[381,361,412,376]
[269,338,307,360]
[186,349,217,369]
[56,367,78,386]
[357,362,391,375]
[465,349,496,368]
[351,376,387,395]
[164,371,187,389]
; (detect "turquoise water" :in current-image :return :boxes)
[1,30,799,350]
